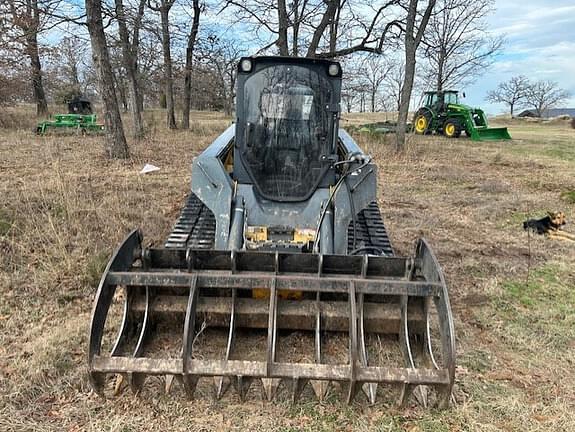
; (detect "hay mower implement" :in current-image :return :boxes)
[36,96,104,135]
[88,57,456,407]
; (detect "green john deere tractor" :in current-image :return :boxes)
[36,96,105,135]
[413,90,511,141]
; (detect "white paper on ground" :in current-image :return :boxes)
[140,163,160,174]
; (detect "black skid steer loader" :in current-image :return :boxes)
[88,56,455,407]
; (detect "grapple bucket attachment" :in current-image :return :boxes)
[88,230,455,407]
[470,126,511,141]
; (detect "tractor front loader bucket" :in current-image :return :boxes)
[88,230,455,407]
[470,126,511,141]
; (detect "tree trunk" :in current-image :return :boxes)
[26,32,48,116]
[86,0,129,159]
[159,4,176,129]
[395,0,436,152]
[181,0,201,129]
[510,102,514,118]
[292,0,299,56]
[396,42,416,151]
[306,0,338,57]
[115,0,144,138]
[371,87,376,112]
[277,0,289,55]
[436,47,445,92]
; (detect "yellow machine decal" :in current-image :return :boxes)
[248,226,315,300]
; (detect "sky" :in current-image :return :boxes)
[465,0,575,114]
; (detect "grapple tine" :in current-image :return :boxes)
[311,269,330,402]
[266,278,278,376]
[88,230,142,398]
[261,378,281,401]
[165,375,175,394]
[415,385,429,408]
[128,285,152,396]
[215,288,237,400]
[357,280,377,406]
[417,239,456,407]
[182,274,199,400]
[398,295,416,408]
[110,288,133,358]
[234,376,253,402]
[346,281,360,404]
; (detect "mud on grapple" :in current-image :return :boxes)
[88,57,455,407]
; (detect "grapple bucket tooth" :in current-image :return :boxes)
[289,378,308,403]
[165,374,176,394]
[310,380,329,402]
[362,383,377,405]
[234,376,253,401]
[129,372,146,395]
[214,376,232,400]
[182,376,199,400]
[261,378,281,401]
[89,372,106,398]
[88,231,456,408]
[398,384,416,408]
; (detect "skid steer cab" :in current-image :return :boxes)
[413,90,511,141]
[88,56,456,408]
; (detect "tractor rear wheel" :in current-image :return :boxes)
[443,118,462,138]
[414,110,432,135]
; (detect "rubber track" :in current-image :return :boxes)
[166,195,393,256]
[165,193,216,249]
[347,202,394,256]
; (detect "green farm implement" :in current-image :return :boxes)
[413,90,511,141]
[36,97,105,135]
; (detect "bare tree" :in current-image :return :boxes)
[357,55,393,112]
[422,0,502,91]
[181,0,201,129]
[86,0,129,158]
[220,0,403,58]
[115,0,146,138]
[525,80,571,117]
[8,0,52,116]
[396,0,436,151]
[148,0,177,129]
[486,75,529,117]
[384,60,404,112]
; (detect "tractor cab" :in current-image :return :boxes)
[68,96,93,115]
[422,90,459,112]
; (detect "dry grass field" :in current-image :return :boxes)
[1,106,574,431]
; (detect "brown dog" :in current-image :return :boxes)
[523,211,575,242]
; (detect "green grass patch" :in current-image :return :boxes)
[499,210,534,228]
[84,250,110,288]
[561,190,575,204]
[460,349,493,373]
[506,140,575,164]
[494,264,575,350]
[0,208,14,236]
